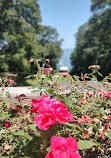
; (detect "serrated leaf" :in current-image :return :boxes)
[78,140,97,150]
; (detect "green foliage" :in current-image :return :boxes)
[91,0,111,12]
[0,59,111,157]
[0,0,63,74]
[71,0,111,77]
[78,140,97,150]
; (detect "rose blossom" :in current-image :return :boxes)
[52,102,74,123]
[45,136,80,158]
[87,91,95,97]
[84,129,89,139]
[45,59,50,63]
[30,94,48,112]
[34,106,56,130]
[44,67,53,74]
[77,115,91,124]
[7,79,16,85]
[4,121,11,128]
[88,65,100,70]
[97,89,111,99]
[31,95,74,130]
[99,124,109,140]
[29,59,34,64]
[62,72,70,77]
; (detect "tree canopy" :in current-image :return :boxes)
[71,0,111,76]
[0,0,62,74]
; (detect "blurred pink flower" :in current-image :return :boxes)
[99,124,109,140]
[77,115,91,124]
[29,59,34,64]
[45,136,80,158]
[7,79,16,85]
[108,115,111,121]
[84,129,90,139]
[97,89,111,99]
[45,59,50,63]
[87,91,95,97]
[49,67,53,72]
[44,67,53,74]
[62,72,70,77]
[4,121,11,128]
[88,65,100,70]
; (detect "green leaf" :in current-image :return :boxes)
[1,113,11,120]
[14,130,25,136]
[31,89,40,93]
[98,72,103,77]
[72,98,77,104]
[25,134,33,141]
[106,129,111,140]
[46,147,50,152]
[73,105,82,111]
[65,122,76,127]
[47,88,54,93]
[28,124,37,132]
[5,91,11,98]
[78,140,97,150]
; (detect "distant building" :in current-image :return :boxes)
[59,66,68,72]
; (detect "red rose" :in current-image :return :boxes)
[45,136,80,158]
[4,121,11,128]
[7,79,16,85]
[62,72,70,77]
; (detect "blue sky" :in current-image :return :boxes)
[39,0,92,49]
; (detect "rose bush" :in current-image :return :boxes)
[0,60,111,157]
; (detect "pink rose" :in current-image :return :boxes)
[87,91,95,97]
[7,79,16,85]
[52,102,74,123]
[45,136,80,158]
[97,89,111,99]
[31,95,74,130]
[30,94,48,112]
[77,115,91,124]
[62,72,70,77]
[99,124,109,140]
[34,105,56,130]
[4,121,11,128]
[45,59,50,63]
[44,67,53,74]
[49,67,53,72]
[29,59,34,64]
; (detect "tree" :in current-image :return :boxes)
[0,0,42,74]
[71,0,111,76]
[38,25,63,69]
[0,0,63,74]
